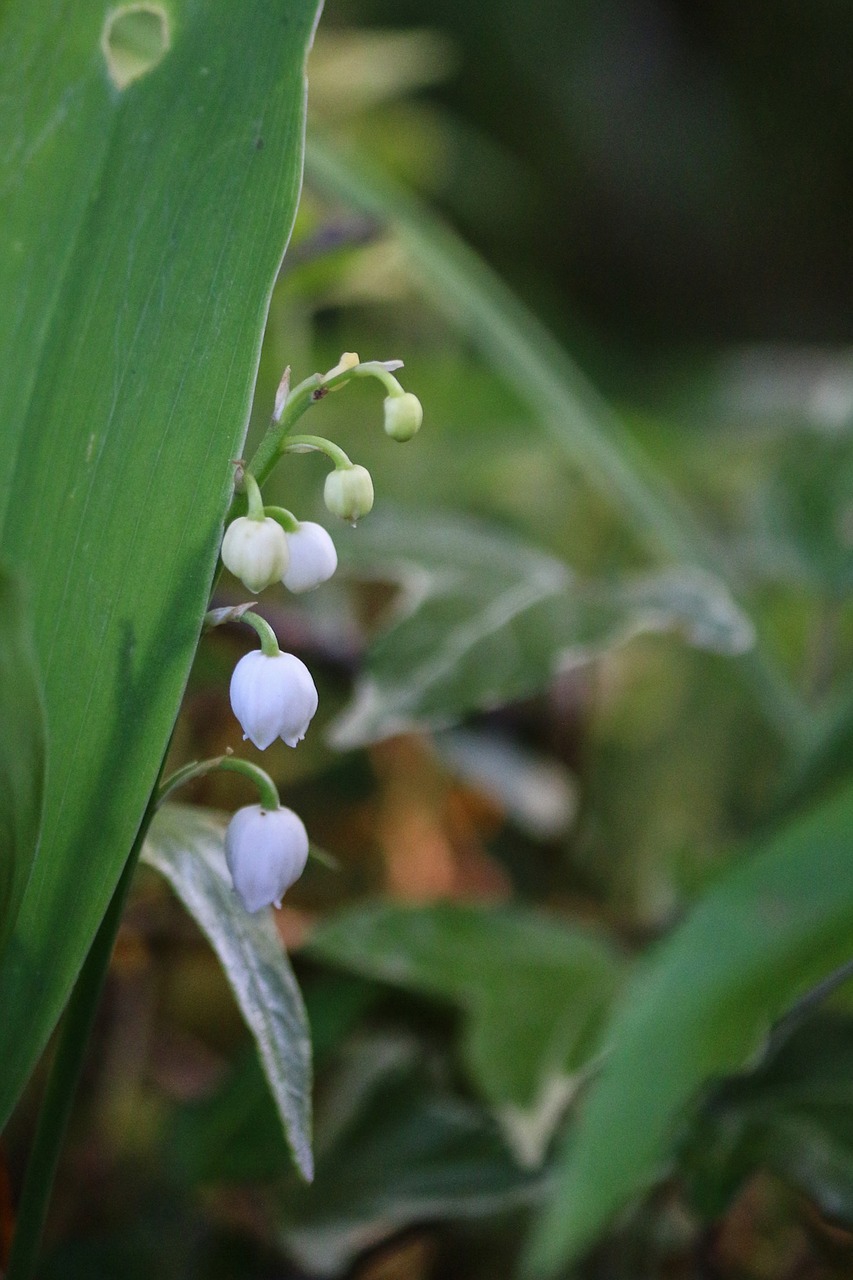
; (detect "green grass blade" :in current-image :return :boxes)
[0,569,46,960]
[524,781,853,1274]
[305,136,718,568]
[0,0,321,1131]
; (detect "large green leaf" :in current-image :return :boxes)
[525,781,853,1275]
[306,900,624,1163]
[0,568,46,959]
[280,1036,544,1276]
[0,0,321,1130]
[330,509,754,746]
[142,803,313,1179]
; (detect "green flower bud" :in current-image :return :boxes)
[324,464,375,523]
[383,391,423,441]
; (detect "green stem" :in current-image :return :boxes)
[263,505,300,532]
[215,757,280,811]
[283,434,352,469]
[157,754,280,812]
[6,793,159,1280]
[242,471,266,520]
[241,609,280,657]
[243,372,324,492]
[352,361,403,396]
[239,361,399,501]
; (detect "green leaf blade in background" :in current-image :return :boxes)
[0,569,46,960]
[306,900,625,1164]
[280,1036,544,1276]
[331,510,754,746]
[525,781,853,1275]
[682,1013,853,1225]
[142,803,313,1180]
[304,136,810,753]
[0,0,322,1132]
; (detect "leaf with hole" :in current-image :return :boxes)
[0,0,322,1130]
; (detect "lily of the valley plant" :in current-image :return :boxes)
[197,353,422,912]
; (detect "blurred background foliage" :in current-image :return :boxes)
[6,2,853,1277]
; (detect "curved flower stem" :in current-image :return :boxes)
[234,359,405,509]
[242,471,266,520]
[263,505,299,532]
[352,360,404,396]
[5,788,160,1280]
[240,609,280,657]
[282,434,352,469]
[157,754,280,813]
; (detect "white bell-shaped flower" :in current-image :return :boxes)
[383,391,423,441]
[324,464,374,522]
[221,516,289,594]
[282,521,338,593]
[224,804,309,912]
[230,650,318,749]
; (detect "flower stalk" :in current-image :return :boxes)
[157,753,281,812]
[239,609,281,658]
[234,356,410,503]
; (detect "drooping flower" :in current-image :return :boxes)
[221,516,289,593]
[230,650,318,749]
[383,391,423,442]
[282,521,338,593]
[324,464,374,522]
[224,804,309,912]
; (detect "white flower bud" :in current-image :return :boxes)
[221,516,289,594]
[383,391,423,442]
[225,804,309,912]
[282,521,338,593]
[230,650,318,749]
[324,465,374,523]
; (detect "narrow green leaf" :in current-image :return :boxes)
[331,510,754,746]
[306,900,624,1163]
[0,568,46,959]
[525,782,853,1274]
[142,803,313,1180]
[0,0,321,1128]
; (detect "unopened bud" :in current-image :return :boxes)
[383,391,423,442]
[324,464,374,523]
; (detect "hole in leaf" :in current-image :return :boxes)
[101,4,170,90]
